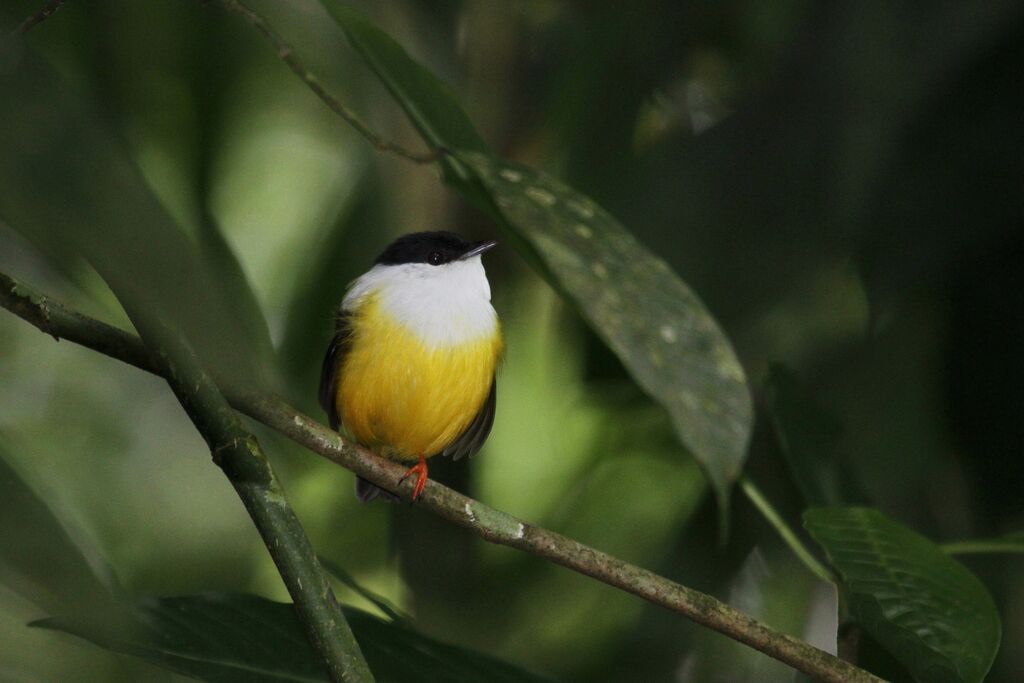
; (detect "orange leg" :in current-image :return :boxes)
[398,454,428,501]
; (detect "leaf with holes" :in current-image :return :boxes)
[34,592,555,683]
[804,507,1000,683]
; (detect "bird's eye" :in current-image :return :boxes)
[427,251,444,266]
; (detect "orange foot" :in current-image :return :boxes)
[398,455,428,501]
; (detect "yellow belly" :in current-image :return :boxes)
[335,297,502,462]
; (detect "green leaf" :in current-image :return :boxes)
[325,2,487,192]
[0,444,116,617]
[0,43,272,390]
[458,152,752,505]
[34,592,555,683]
[326,3,484,153]
[324,3,752,506]
[804,507,1001,683]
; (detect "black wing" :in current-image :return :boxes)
[319,310,396,502]
[318,310,353,431]
[443,379,497,461]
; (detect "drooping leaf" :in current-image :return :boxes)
[458,152,751,505]
[0,42,272,391]
[0,444,117,618]
[323,3,752,507]
[804,507,1000,683]
[34,592,555,683]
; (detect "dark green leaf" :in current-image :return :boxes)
[325,3,484,153]
[804,507,1001,683]
[458,152,752,506]
[322,4,752,506]
[0,444,116,617]
[34,592,555,683]
[325,2,487,192]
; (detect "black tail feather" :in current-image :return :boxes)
[355,476,401,503]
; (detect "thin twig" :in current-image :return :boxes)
[0,271,884,683]
[740,476,835,583]
[11,0,66,37]
[213,0,439,164]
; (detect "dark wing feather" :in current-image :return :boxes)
[444,379,497,461]
[319,311,400,503]
[318,310,353,431]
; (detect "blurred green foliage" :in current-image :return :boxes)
[1,1,1023,681]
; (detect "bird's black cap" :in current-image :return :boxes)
[375,231,496,267]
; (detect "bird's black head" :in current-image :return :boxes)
[375,231,496,267]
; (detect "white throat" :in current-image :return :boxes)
[343,256,497,348]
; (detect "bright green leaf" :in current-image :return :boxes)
[34,592,555,683]
[805,507,1001,683]
[322,3,752,506]
[458,152,751,505]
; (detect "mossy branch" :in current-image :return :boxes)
[0,270,883,683]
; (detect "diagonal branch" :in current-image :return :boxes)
[131,316,374,683]
[0,270,883,683]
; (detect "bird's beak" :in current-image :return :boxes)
[460,239,498,260]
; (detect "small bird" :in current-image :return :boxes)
[319,231,503,502]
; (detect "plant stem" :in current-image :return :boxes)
[0,270,883,683]
[941,539,1024,555]
[739,476,835,584]
[213,0,439,164]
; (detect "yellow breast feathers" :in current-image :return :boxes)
[335,295,502,461]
